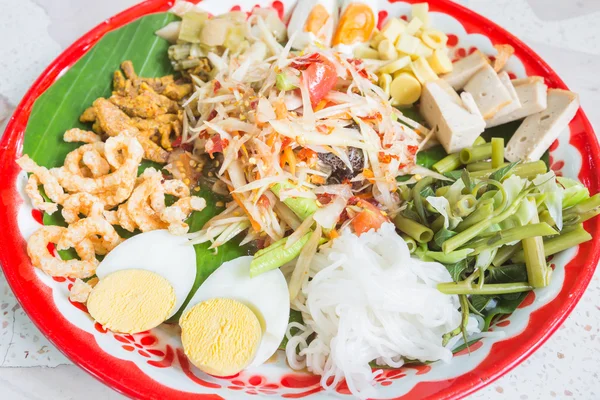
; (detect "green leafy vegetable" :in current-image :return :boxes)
[489,161,520,182]
[482,292,529,331]
[23,13,177,168]
[279,309,304,350]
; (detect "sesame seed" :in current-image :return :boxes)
[216,201,224,207]
[208,171,214,177]
[183,178,190,185]
[194,186,200,192]
[189,160,197,167]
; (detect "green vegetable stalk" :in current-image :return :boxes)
[437,281,533,295]
[470,161,547,180]
[521,198,552,288]
[563,193,600,225]
[455,199,494,232]
[512,223,592,263]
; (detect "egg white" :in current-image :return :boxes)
[96,230,197,319]
[288,0,338,49]
[182,256,290,368]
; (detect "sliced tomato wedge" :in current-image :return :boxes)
[352,200,389,236]
[300,55,338,107]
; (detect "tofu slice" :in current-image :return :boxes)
[463,63,513,120]
[486,76,548,128]
[488,71,521,120]
[505,89,579,162]
[420,80,486,154]
[442,50,489,90]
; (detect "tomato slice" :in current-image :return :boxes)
[302,57,338,107]
[352,200,389,236]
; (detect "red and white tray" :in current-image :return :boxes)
[0,0,599,398]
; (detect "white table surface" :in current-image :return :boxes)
[0,0,599,399]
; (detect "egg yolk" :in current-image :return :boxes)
[332,3,375,46]
[180,298,262,377]
[304,4,330,41]
[87,269,176,334]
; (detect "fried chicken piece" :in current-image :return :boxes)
[80,107,97,123]
[163,82,193,101]
[92,98,169,163]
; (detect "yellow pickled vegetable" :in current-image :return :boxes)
[378,73,392,97]
[413,41,433,59]
[354,45,380,59]
[390,72,422,106]
[378,39,398,60]
[421,30,448,49]
[405,18,423,35]
[377,56,411,74]
[395,34,420,55]
[411,57,438,84]
[427,49,453,74]
[380,18,406,44]
[412,3,430,28]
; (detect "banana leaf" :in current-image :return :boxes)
[23,13,249,315]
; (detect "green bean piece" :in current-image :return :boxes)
[393,214,434,243]
[491,137,505,168]
[470,161,547,180]
[250,233,311,277]
[455,199,494,232]
[271,183,318,221]
[521,198,551,288]
[413,176,434,223]
[433,153,462,174]
[512,224,592,263]
[492,243,522,266]
[454,195,477,217]
[460,143,492,164]
[401,234,417,254]
[437,281,533,295]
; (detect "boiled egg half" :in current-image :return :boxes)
[87,230,197,334]
[288,0,338,50]
[179,256,289,377]
[333,0,378,54]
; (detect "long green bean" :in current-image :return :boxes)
[443,189,530,253]
[491,137,505,168]
[563,193,600,225]
[521,198,551,288]
[455,199,494,232]
[437,281,533,295]
[512,224,592,263]
[486,223,558,249]
[470,161,547,180]
[435,186,450,197]
[250,233,311,277]
[460,143,492,164]
[393,214,434,243]
[466,161,507,172]
[413,176,434,223]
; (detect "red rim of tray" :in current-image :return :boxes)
[0,0,598,399]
